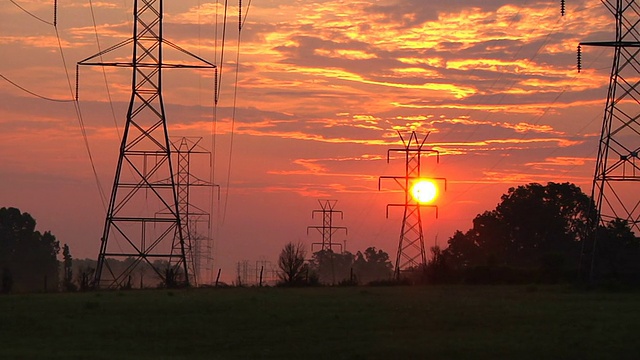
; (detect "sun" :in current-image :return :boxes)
[411,179,438,204]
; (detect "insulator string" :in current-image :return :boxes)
[577,45,582,73]
[75,65,79,101]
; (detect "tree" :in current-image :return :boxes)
[443,182,595,282]
[593,218,640,280]
[75,260,96,291]
[352,247,393,284]
[62,244,76,292]
[425,245,452,284]
[0,207,60,292]
[310,250,355,285]
[443,230,480,270]
[277,242,307,286]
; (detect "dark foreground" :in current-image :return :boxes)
[1,285,639,359]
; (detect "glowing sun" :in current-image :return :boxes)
[411,179,438,204]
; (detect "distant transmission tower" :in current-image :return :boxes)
[578,1,640,276]
[307,200,348,253]
[307,200,348,284]
[78,0,216,288]
[379,131,445,280]
[170,137,217,286]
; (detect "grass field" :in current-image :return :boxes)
[1,285,639,359]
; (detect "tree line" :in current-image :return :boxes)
[431,182,640,284]
[278,182,640,286]
[0,207,177,293]
[0,207,60,293]
[277,242,394,286]
[3,181,640,292]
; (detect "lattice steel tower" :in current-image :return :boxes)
[307,200,348,253]
[379,131,443,280]
[170,137,216,286]
[579,1,640,272]
[78,0,215,288]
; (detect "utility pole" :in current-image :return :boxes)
[78,0,216,289]
[379,131,445,281]
[578,0,640,280]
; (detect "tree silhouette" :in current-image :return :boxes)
[444,182,596,282]
[0,207,60,292]
[277,242,307,286]
[309,250,355,285]
[594,218,640,280]
[425,245,452,284]
[353,247,393,284]
[62,244,76,291]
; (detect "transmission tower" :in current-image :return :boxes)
[307,200,348,253]
[379,131,445,280]
[578,1,640,277]
[78,0,216,288]
[307,200,348,284]
[170,136,217,286]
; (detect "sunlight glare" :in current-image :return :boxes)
[411,179,438,204]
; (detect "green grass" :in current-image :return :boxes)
[1,285,640,359]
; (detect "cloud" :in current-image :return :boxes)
[0,0,623,268]
[0,35,74,48]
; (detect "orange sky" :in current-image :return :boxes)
[0,0,617,283]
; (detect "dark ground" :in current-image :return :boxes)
[1,285,639,359]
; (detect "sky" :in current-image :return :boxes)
[0,0,618,283]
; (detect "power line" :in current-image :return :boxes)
[216,0,229,105]
[0,73,73,102]
[221,0,245,226]
[53,25,109,210]
[241,0,253,29]
[432,3,607,214]
[9,0,55,26]
[4,0,109,210]
[87,0,122,140]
